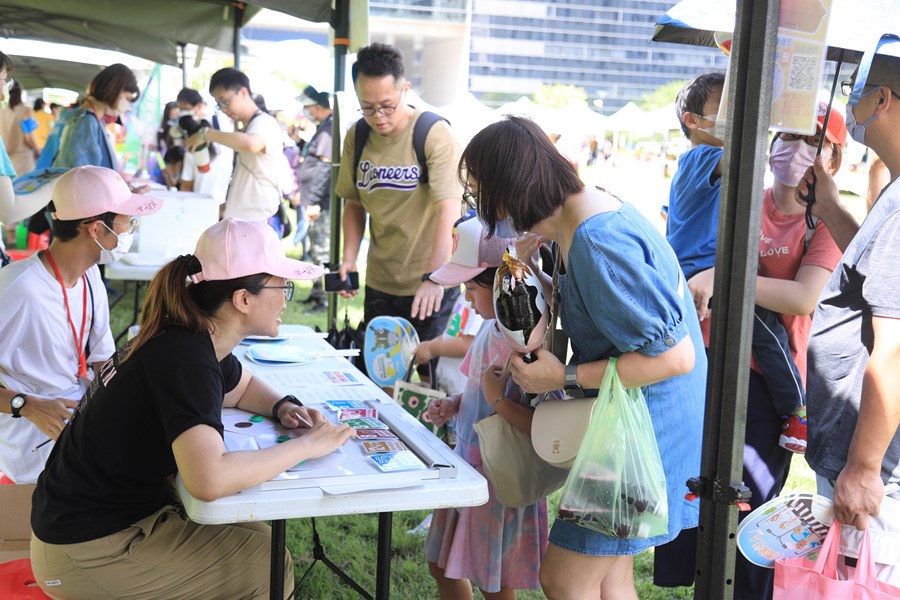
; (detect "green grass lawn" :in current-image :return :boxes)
[104,247,819,599]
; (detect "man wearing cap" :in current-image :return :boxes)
[294,85,334,310]
[798,38,900,584]
[0,165,162,484]
[186,69,286,229]
[336,43,461,372]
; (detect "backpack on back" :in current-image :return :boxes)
[352,111,448,186]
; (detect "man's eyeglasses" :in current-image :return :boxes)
[257,281,295,302]
[215,93,237,111]
[84,217,138,236]
[358,94,404,117]
[841,80,900,101]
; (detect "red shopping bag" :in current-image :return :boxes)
[774,521,900,600]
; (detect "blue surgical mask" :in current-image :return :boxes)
[846,87,880,146]
[478,214,520,238]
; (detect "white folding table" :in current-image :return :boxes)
[176,326,488,600]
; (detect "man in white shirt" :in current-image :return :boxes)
[0,166,162,483]
[187,69,286,227]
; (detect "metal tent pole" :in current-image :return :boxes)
[328,0,351,325]
[232,2,246,70]
[691,1,779,598]
[179,42,187,89]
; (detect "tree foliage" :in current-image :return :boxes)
[532,83,588,109]
[639,79,687,111]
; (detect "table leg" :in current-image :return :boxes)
[113,280,145,345]
[376,512,392,600]
[271,519,285,600]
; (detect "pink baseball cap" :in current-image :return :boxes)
[190,218,324,283]
[50,166,163,220]
[430,214,517,286]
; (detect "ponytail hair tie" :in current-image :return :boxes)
[178,254,203,282]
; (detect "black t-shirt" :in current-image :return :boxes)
[32,327,242,544]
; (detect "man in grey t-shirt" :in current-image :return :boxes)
[798,41,900,583]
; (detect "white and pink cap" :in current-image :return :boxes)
[430,214,517,286]
[190,218,324,283]
[50,166,163,220]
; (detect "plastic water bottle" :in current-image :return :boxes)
[193,143,211,174]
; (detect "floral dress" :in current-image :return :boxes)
[424,320,548,592]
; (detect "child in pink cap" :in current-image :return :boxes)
[29,218,356,599]
[424,212,549,597]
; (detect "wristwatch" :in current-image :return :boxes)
[10,394,26,418]
[564,364,584,397]
[272,394,304,421]
[421,272,434,282]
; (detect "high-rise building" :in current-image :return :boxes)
[244,1,729,112]
[467,0,728,113]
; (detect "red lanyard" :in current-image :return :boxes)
[44,250,89,380]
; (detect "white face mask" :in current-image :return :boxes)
[694,113,724,143]
[769,138,819,187]
[95,223,134,264]
[116,98,132,115]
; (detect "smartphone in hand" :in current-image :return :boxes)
[323,271,360,293]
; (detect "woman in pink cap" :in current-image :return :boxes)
[29,218,356,599]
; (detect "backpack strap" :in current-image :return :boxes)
[352,112,449,186]
[352,118,371,187]
[803,218,816,256]
[411,111,448,184]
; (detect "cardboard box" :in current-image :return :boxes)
[0,484,35,563]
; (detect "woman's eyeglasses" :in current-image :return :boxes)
[257,281,295,302]
[777,132,822,148]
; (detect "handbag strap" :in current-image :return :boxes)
[403,355,433,387]
[534,246,569,405]
[544,245,566,363]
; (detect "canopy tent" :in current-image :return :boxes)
[564,104,609,135]
[0,1,265,66]
[6,54,104,92]
[653,0,900,60]
[643,102,681,133]
[434,92,501,146]
[605,101,647,132]
[496,96,573,136]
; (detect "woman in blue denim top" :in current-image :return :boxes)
[52,64,139,171]
[461,116,708,598]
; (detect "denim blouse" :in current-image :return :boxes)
[52,108,117,170]
[556,201,708,549]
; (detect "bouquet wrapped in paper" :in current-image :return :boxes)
[493,248,548,362]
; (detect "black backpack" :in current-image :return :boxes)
[352,111,448,186]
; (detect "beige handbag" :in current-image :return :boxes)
[473,412,568,507]
[530,249,598,469]
[531,397,597,468]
